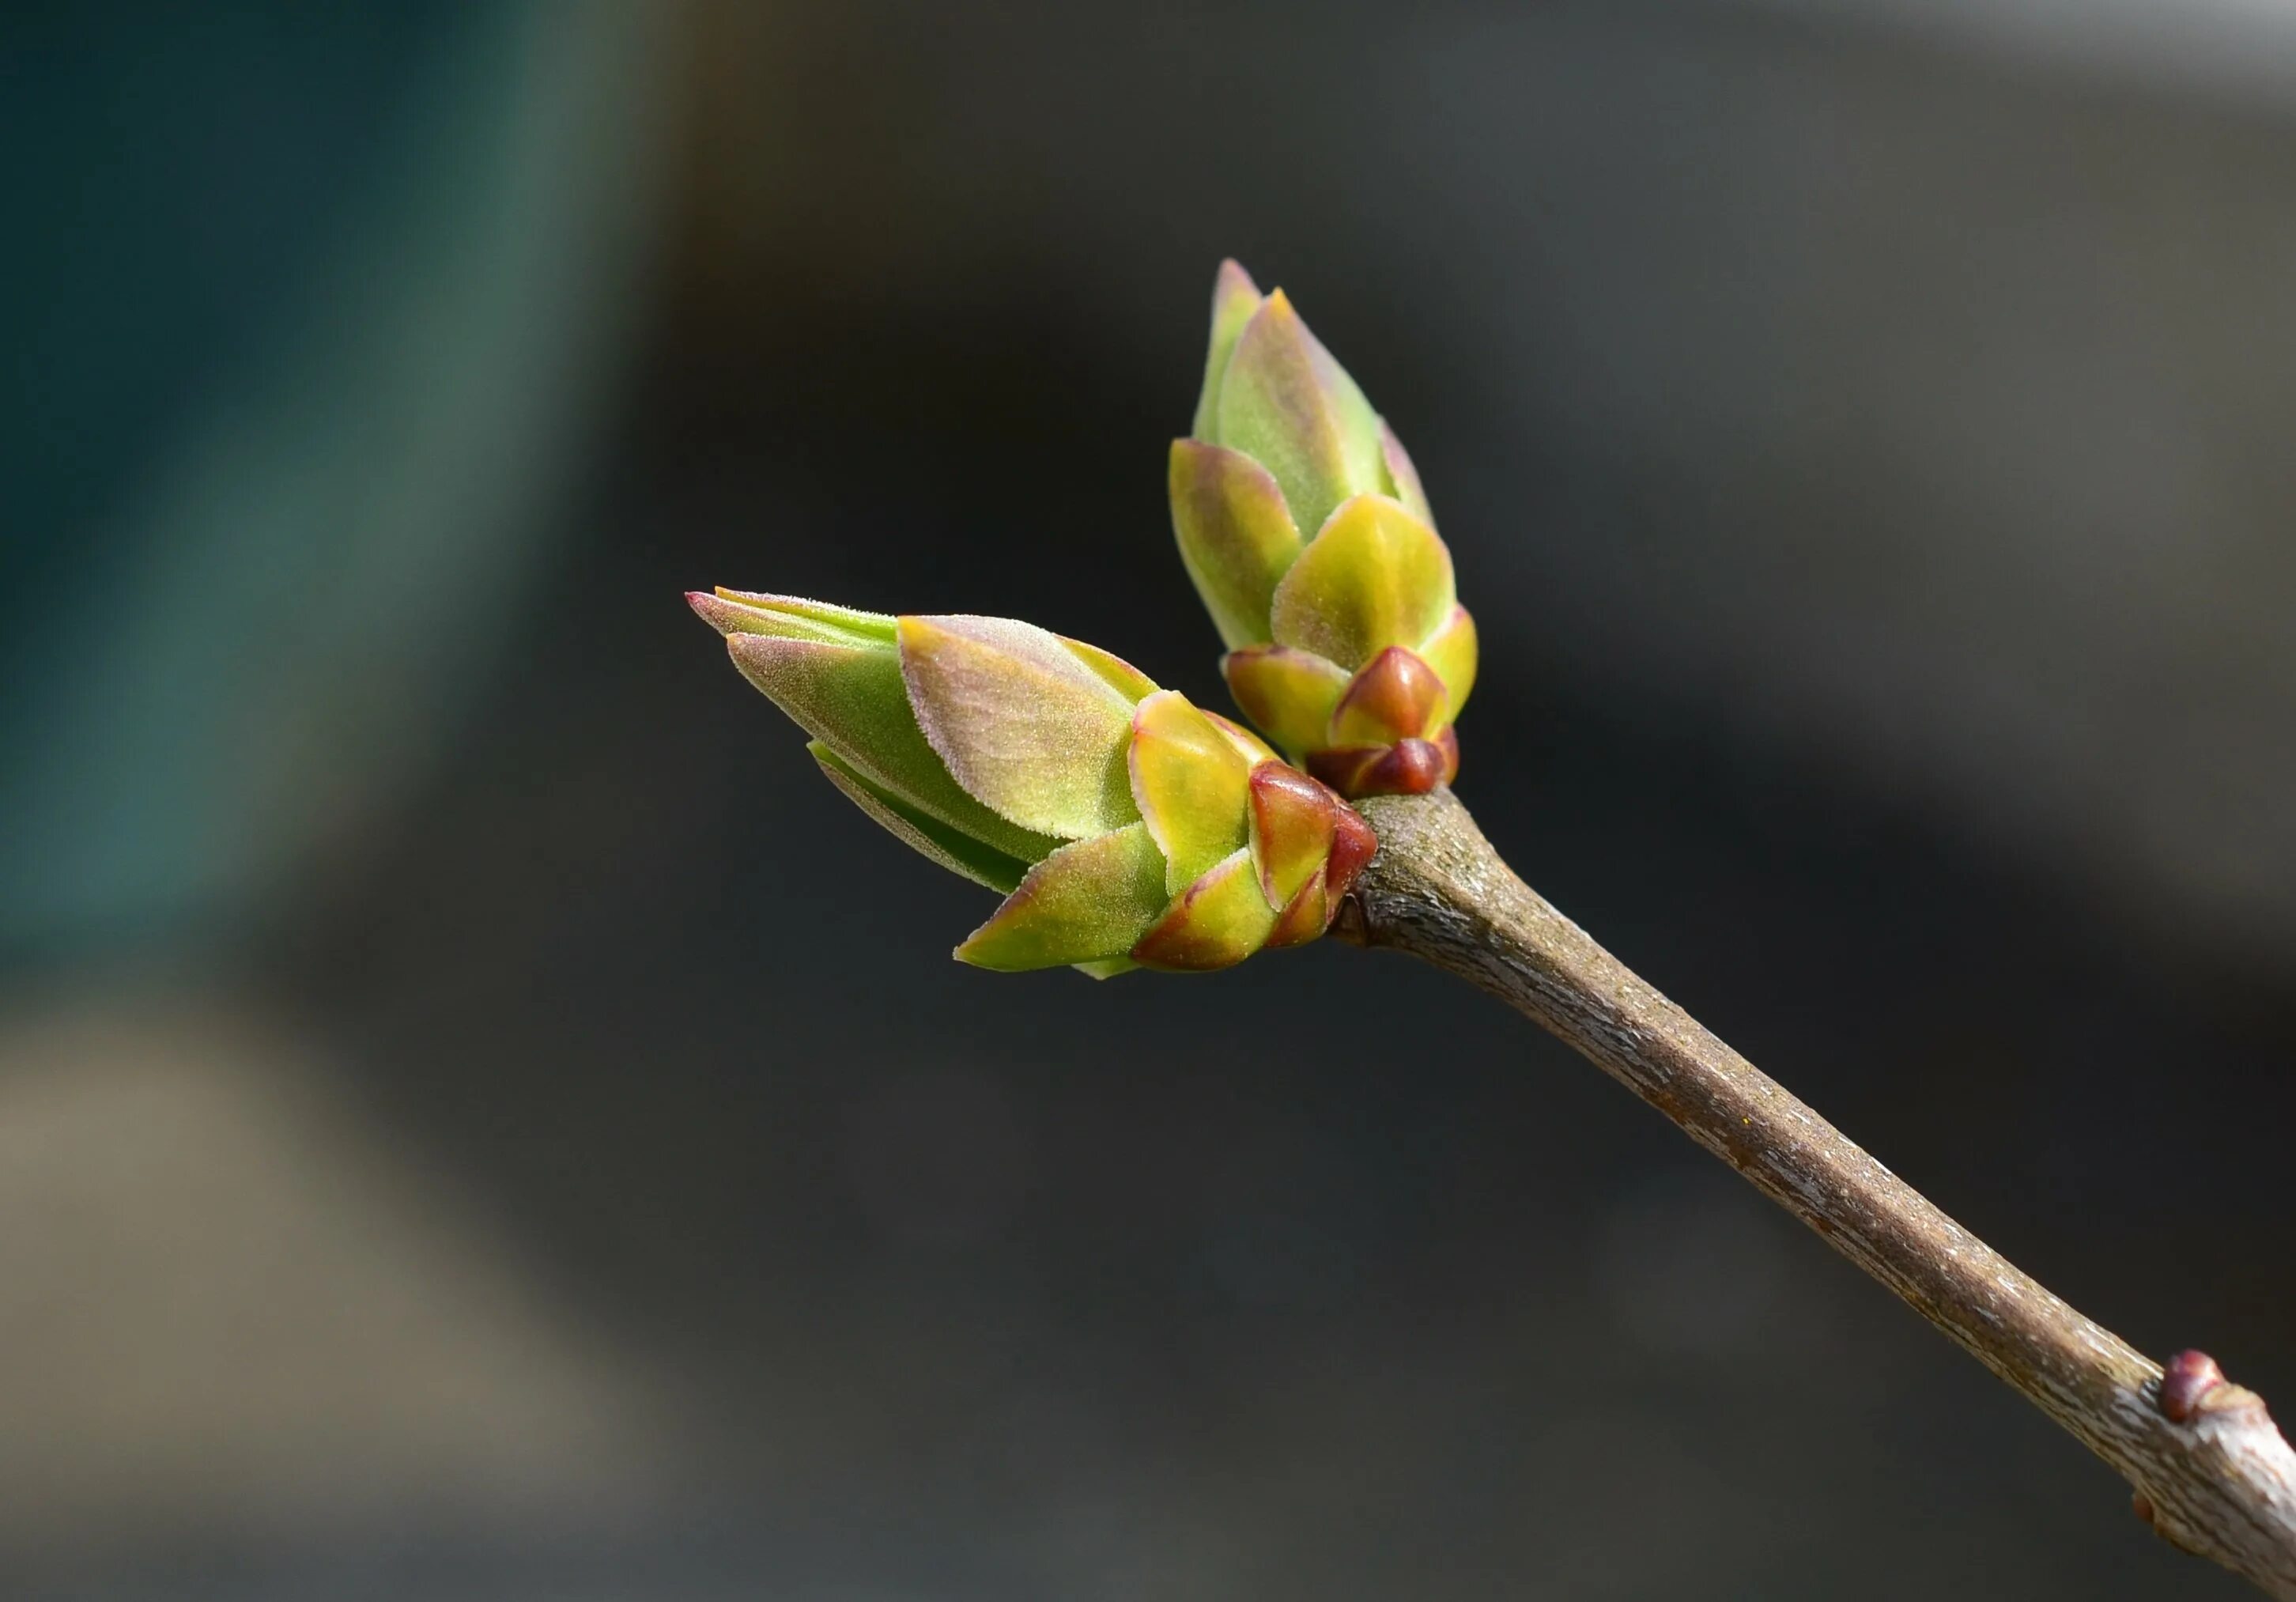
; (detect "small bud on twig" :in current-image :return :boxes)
[2162,1351,2228,1423]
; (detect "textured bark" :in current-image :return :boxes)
[1341,788,2296,1598]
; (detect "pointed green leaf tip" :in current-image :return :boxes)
[1191,258,1264,440]
[1213,289,1386,557]
[689,586,1375,976]
[1186,260,1433,535]
[695,590,1056,863]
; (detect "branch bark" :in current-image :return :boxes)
[1340,787,2296,1598]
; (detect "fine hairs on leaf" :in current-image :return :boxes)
[689,263,2296,1597]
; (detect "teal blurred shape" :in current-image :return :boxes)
[1,2,665,961]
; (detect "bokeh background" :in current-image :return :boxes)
[6,2,2293,1597]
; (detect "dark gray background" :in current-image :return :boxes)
[4,2,2291,1597]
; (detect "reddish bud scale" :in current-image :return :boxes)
[1307,727,1458,799]
[1330,646,1445,747]
[1244,762,1339,905]
[1127,761,1374,969]
[2159,1351,2227,1423]
[1264,877,1331,949]
[1222,637,1463,799]
[1324,801,1379,897]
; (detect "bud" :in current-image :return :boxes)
[1170,259,1476,798]
[690,589,1376,977]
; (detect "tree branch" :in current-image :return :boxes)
[1339,787,2296,1598]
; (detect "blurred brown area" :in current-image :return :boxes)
[4,2,2291,1598]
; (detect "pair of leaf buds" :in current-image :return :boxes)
[691,263,1477,977]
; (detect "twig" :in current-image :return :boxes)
[1338,787,2296,1598]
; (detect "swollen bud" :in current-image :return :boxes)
[1172,260,1475,798]
[690,589,1374,977]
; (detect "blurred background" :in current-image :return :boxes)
[5,1,2292,1596]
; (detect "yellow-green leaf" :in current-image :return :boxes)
[1221,645,1350,757]
[725,633,1055,863]
[955,822,1172,972]
[691,589,898,647]
[1127,690,1253,894]
[1417,603,1478,724]
[1214,289,1384,550]
[1269,494,1455,671]
[1129,847,1280,972]
[1169,440,1304,650]
[899,614,1142,841]
[810,743,1036,894]
[1191,258,1264,440]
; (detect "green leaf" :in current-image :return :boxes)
[1418,603,1478,724]
[1191,258,1265,440]
[811,742,1033,894]
[1057,634,1161,703]
[1220,645,1350,757]
[1130,847,1279,972]
[724,633,1056,863]
[690,589,898,647]
[1169,440,1303,650]
[1127,690,1253,895]
[1269,494,1455,671]
[1377,420,1435,531]
[955,822,1172,971]
[899,615,1145,841]
[1214,289,1385,549]
[1203,709,1278,766]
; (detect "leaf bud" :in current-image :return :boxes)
[1172,261,1475,796]
[691,589,1375,976]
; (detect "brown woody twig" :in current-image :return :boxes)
[1338,787,2296,1599]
